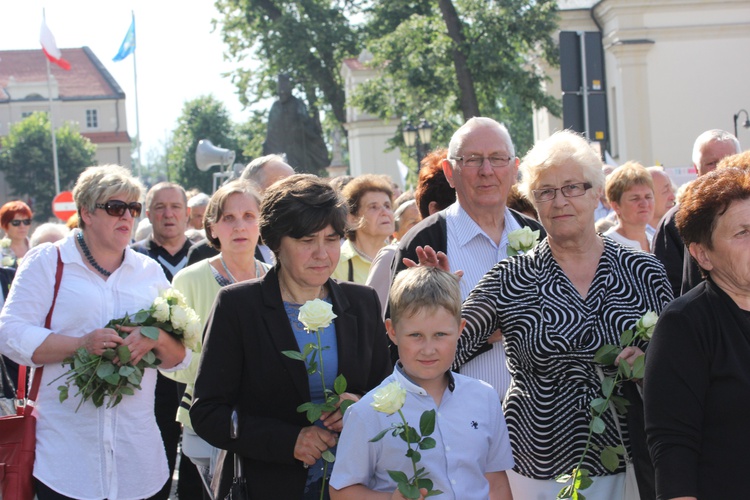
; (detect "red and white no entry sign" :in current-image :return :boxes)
[52,191,76,221]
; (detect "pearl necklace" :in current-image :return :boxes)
[77,231,122,277]
[219,255,261,284]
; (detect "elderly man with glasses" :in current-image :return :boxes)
[392,117,544,400]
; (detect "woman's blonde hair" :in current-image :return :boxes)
[73,165,144,229]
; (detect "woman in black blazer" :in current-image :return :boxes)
[191,175,391,499]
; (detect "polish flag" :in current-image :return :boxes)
[40,20,71,70]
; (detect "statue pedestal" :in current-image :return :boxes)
[326,164,348,178]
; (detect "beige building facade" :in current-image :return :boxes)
[536,0,750,179]
[0,47,131,203]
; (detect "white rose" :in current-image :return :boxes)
[507,227,540,254]
[152,297,170,322]
[0,238,11,249]
[1,255,14,267]
[184,309,202,351]
[298,298,337,332]
[163,288,187,307]
[170,305,189,331]
[370,381,407,415]
[637,311,659,340]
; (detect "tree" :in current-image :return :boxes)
[215,0,362,129]
[354,0,561,158]
[167,95,246,193]
[0,112,96,221]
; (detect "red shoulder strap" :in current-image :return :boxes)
[17,248,63,406]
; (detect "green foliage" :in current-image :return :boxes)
[354,0,561,156]
[166,95,245,193]
[0,112,95,221]
[215,0,362,127]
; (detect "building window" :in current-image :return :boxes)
[86,109,98,128]
[21,112,34,118]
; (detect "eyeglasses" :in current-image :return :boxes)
[531,182,593,202]
[95,200,143,218]
[9,219,31,227]
[451,155,515,168]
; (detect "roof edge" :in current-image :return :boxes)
[82,46,126,99]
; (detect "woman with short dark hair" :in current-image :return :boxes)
[191,174,391,499]
[645,163,750,500]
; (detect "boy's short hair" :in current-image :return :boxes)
[389,267,462,325]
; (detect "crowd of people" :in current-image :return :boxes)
[0,118,747,500]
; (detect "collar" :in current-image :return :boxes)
[339,239,372,264]
[60,230,136,271]
[446,202,520,248]
[394,362,455,395]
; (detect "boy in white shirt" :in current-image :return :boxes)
[330,266,514,499]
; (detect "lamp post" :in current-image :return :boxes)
[733,109,750,138]
[402,118,433,169]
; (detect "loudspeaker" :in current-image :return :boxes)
[195,140,236,172]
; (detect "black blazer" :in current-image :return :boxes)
[190,267,391,499]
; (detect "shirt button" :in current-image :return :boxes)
[451,479,456,485]
[445,446,451,451]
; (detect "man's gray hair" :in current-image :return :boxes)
[692,129,740,167]
[187,192,210,209]
[447,117,515,162]
[240,154,288,185]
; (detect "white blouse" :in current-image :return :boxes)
[0,232,189,499]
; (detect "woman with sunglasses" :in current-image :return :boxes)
[0,200,33,267]
[419,131,672,499]
[0,165,189,500]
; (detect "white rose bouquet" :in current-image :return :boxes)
[507,227,541,256]
[370,381,443,499]
[52,288,201,411]
[557,311,658,499]
[1,237,16,267]
[282,298,352,500]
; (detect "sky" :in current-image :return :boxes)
[1,1,250,162]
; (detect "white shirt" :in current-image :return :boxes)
[604,227,652,252]
[445,203,521,399]
[331,365,514,499]
[0,233,190,500]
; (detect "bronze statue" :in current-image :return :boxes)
[263,74,329,174]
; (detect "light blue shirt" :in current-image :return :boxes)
[445,202,521,398]
[284,298,338,485]
[330,364,514,499]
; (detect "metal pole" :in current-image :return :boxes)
[131,11,142,179]
[578,31,590,140]
[43,16,61,196]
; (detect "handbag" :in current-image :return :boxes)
[0,248,63,500]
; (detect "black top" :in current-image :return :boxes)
[190,267,392,499]
[652,205,703,297]
[645,278,750,500]
[131,237,192,282]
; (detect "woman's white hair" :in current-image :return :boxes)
[518,130,605,204]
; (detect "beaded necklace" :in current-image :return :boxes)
[76,231,122,277]
[219,255,261,284]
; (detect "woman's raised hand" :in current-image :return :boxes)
[402,245,462,278]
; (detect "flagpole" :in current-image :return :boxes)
[131,11,142,179]
[43,9,61,195]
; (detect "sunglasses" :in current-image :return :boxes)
[95,200,143,218]
[9,219,31,227]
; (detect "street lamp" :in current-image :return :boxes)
[402,118,433,169]
[733,109,750,138]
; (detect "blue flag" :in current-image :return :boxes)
[113,16,135,62]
